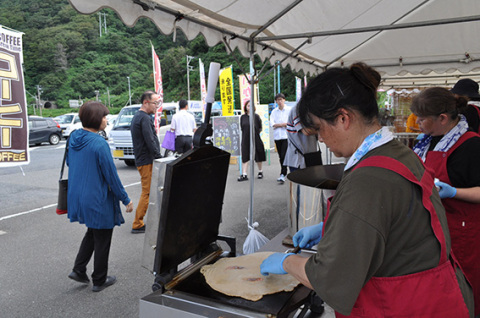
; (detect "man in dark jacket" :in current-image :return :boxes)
[130,90,162,233]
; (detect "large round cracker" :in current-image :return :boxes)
[200,252,300,301]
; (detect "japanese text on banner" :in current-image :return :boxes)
[219,66,234,116]
[152,45,164,134]
[0,25,28,167]
[238,74,259,108]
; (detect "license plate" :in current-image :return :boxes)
[113,150,124,157]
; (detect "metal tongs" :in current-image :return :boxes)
[285,246,316,254]
[285,246,301,254]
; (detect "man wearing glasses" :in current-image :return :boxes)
[130,90,162,233]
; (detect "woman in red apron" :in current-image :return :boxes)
[260,63,473,317]
[411,87,480,316]
[451,78,480,134]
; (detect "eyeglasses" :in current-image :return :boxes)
[148,100,161,106]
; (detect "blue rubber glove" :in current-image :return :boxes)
[260,253,294,276]
[435,180,457,199]
[292,222,324,249]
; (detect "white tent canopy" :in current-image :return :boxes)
[67,0,480,252]
[69,0,480,82]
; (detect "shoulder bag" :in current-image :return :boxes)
[290,139,323,167]
[56,140,69,215]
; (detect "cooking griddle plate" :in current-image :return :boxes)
[287,164,345,189]
[173,263,309,316]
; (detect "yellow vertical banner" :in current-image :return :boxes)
[219,66,234,116]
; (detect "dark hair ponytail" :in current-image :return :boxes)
[350,62,381,100]
[297,62,381,128]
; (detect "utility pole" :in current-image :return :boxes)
[107,87,110,107]
[127,76,131,105]
[103,13,107,34]
[37,85,42,117]
[95,90,100,101]
[34,95,37,116]
[98,12,102,37]
[25,90,37,115]
[186,55,194,100]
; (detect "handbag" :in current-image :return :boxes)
[304,150,323,167]
[56,140,69,215]
[161,130,176,151]
[290,139,323,167]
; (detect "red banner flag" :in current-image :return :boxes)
[152,45,164,134]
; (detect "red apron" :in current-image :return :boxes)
[425,131,480,315]
[323,156,469,318]
[469,104,480,134]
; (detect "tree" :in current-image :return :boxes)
[0,0,304,109]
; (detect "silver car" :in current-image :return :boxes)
[108,104,176,166]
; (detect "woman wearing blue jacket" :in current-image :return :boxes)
[67,101,133,292]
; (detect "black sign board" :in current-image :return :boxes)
[212,115,240,156]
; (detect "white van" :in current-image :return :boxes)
[54,113,80,139]
[108,103,177,166]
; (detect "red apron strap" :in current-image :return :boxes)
[472,106,480,134]
[353,156,447,264]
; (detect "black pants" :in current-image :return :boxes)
[175,135,193,154]
[73,228,113,286]
[275,139,288,176]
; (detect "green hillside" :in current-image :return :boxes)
[0,0,305,113]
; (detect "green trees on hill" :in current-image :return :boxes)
[0,0,305,111]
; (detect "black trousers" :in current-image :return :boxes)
[275,139,288,176]
[73,228,113,286]
[175,135,193,154]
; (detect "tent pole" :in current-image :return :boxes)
[277,63,281,96]
[274,66,277,101]
[248,44,255,229]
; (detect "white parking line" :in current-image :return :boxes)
[0,203,57,222]
[0,181,141,222]
[124,182,141,188]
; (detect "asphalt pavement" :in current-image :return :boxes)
[0,144,340,318]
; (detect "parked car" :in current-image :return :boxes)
[54,113,80,139]
[104,114,118,138]
[28,116,62,146]
[109,104,177,166]
[59,114,117,140]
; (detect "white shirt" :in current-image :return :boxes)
[270,107,290,140]
[171,109,196,136]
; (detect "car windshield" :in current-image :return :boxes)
[114,107,140,128]
[107,115,117,125]
[192,111,203,125]
[55,114,74,124]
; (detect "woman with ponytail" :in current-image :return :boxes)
[260,64,473,317]
[411,87,480,316]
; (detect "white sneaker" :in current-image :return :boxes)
[277,174,286,183]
